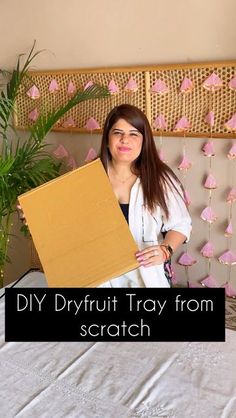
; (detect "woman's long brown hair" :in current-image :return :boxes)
[100,104,183,219]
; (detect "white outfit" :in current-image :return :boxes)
[100,178,192,288]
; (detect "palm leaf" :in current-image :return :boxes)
[30,84,109,143]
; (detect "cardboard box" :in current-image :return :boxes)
[18,159,139,287]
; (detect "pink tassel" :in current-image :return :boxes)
[158,149,167,163]
[180,77,193,93]
[183,190,191,206]
[108,80,119,94]
[27,85,40,99]
[221,282,236,297]
[153,114,167,130]
[227,143,236,160]
[218,250,236,265]
[202,72,223,91]
[204,174,218,189]
[226,187,236,203]
[200,241,214,258]
[205,111,214,127]
[49,79,59,93]
[124,77,138,92]
[53,144,69,159]
[200,206,217,223]
[85,117,100,131]
[67,156,77,170]
[85,148,98,162]
[173,116,191,132]
[201,275,218,287]
[62,117,76,128]
[84,81,94,90]
[178,155,192,170]
[28,108,39,122]
[225,221,233,237]
[150,79,169,94]
[228,76,236,90]
[202,141,215,157]
[67,81,76,95]
[177,252,197,266]
[225,113,236,132]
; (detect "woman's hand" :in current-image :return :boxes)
[136,245,165,267]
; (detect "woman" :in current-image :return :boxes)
[99,104,192,288]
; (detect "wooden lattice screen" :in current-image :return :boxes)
[15,61,236,138]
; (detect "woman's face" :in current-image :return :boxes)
[108,118,143,164]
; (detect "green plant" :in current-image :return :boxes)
[0,43,109,287]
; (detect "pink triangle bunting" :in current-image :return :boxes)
[28,108,39,122]
[201,275,219,287]
[49,79,59,93]
[202,141,215,157]
[26,85,40,100]
[218,250,236,265]
[150,79,169,94]
[85,148,98,162]
[177,252,197,266]
[53,144,69,159]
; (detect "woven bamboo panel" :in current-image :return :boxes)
[15,69,146,132]
[15,62,236,138]
[149,63,236,137]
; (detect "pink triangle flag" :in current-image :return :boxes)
[201,275,218,287]
[178,155,192,170]
[200,241,214,258]
[108,80,119,94]
[62,117,76,128]
[53,144,69,159]
[67,81,76,95]
[180,77,193,93]
[67,156,77,170]
[229,76,236,90]
[205,111,214,127]
[225,113,236,131]
[189,282,202,288]
[202,141,215,157]
[221,282,236,297]
[177,252,197,266]
[200,206,217,223]
[124,77,138,92]
[85,117,100,131]
[173,116,191,132]
[153,114,167,130]
[225,221,233,237]
[28,108,39,122]
[202,72,223,91]
[218,250,236,265]
[26,85,40,99]
[204,174,218,189]
[150,79,169,94]
[49,79,59,93]
[227,143,236,160]
[226,187,236,203]
[85,148,98,162]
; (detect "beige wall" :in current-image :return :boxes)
[1,0,236,287]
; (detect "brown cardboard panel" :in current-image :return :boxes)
[18,159,139,287]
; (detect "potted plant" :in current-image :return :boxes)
[0,43,109,287]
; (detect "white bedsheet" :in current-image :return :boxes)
[0,272,236,418]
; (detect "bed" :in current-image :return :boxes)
[1,271,236,418]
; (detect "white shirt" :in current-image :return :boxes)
[100,177,192,288]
